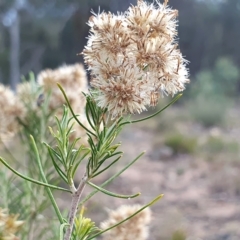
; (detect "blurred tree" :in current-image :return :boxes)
[59,0,111,65]
[220,0,240,67]
[0,0,80,88]
[170,0,240,77]
[0,0,240,90]
[1,0,24,90]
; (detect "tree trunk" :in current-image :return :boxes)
[9,11,20,91]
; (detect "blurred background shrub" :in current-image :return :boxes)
[1,1,240,239]
[164,132,197,155]
[186,57,239,127]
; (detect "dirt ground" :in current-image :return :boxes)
[81,120,240,240]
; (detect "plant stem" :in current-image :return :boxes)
[64,172,88,240]
[0,157,71,193]
[120,94,182,126]
[30,135,64,224]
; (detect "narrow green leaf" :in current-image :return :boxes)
[66,122,75,138]
[60,223,70,240]
[29,135,65,224]
[44,142,63,163]
[80,151,145,206]
[0,157,71,193]
[97,151,123,168]
[67,138,81,166]
[87,181,140,199]
[86,103,97,130]
[70,147,83,166]
[104,120,118,140]
[72,150,90,178]
[121,94,182,126]
[46,146,68,183]
[92,156,122,178]
[88,134,97,154]
[57,83,96,137]
[67,165,73,185]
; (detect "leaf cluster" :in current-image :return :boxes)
[45,107,90,187]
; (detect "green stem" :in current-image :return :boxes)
[30,135,64,224]
[121,94,182,126]
[79,151,145,206]
[60,223,70,240]
[0,157,71,193]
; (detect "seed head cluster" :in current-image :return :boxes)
[83,0,189,119]
[37,64,89,146]
[0,84,25,142]
[0,64,89,145]
[100,205,151,240]
[17,81,40,114]
[37,63,88,113]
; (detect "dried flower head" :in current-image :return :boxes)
[16,81,41,113]
[37,63,88,113]
[17,81,33,103]
[0,208,24,240]
[100,205,151,240]
[83,0,189,119]
[0,84,25,142]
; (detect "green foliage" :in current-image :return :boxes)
[0,83,176,239]
[202,136,239,156]
[191,58,240,97]
[73,208,100,240]
[213,58,239,96]
[171,230,187,240]
[188,93,231,127]
[0,73,61,239]
[45,106,90,185]
[203,136,225,154]
[187,57,238,127]
[164,133,197,155]
[199,135,239,162]
[0,160,60,240]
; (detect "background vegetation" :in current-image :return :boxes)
[1,0,240,86]
[1,0,240,239]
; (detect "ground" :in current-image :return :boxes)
[81,107,240,240]
[2,104,240,240]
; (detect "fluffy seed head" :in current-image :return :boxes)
[37,63,88,113]
[83,0,189,119]
[0,208,24,240]
[100,205,152,240]
[0,84,25,142]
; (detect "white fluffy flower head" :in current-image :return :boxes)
[83,0,189,119]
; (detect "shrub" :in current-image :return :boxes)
[201,136,239,162]
[164,133,197,155]
[187,93,232,127]
[186,57,239,127]
[172,230,187,240]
